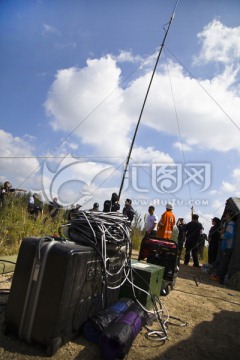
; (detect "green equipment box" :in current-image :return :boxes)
[119,260,164,310]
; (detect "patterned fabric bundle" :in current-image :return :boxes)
[83,298,134,343]
[99,303,145,360]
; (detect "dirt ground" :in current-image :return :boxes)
[0,257,240,360]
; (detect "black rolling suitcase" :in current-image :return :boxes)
[4,237,106,355]
[61,211,131,306]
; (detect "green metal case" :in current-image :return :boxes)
[120,260,164,310]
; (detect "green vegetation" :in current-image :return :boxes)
[0,194,66,256]
[130,211,145,250]
[0,195,145,256]
[0,194,208,260]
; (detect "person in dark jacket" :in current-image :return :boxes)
[47,197,62,220]
[176,218,186,265]
[110,193,120,212]
[122,199,135,224]
[103,193,120,212]
[0,180,26,208]
[183,214,203,267]
[207,217,221,264]
[90,202,99,212]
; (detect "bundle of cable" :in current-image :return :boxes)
[64,211,131,246]
[99,303,146,360]
[83,298,134,343]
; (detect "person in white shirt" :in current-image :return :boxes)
[145,206,158,237]
[28,193,43,220]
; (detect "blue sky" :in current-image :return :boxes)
[1,0,240,234]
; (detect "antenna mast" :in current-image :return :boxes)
[118,1,179,199]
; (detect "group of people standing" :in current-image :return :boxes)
[145,204,205,268]
[1,181,237,284]
[67,193,136,224]
[145,203,176,240]
[0,180,62,222]
[146,202,237,285]
[208,210,237,284]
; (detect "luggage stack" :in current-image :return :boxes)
[4,211,132,356]
[138,236,179,295]
[63,211,132,305]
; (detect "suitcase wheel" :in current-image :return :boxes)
[46,337,62,356]
[170,279,176,290]
[161,284,171,296]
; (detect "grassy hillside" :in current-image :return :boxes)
[0,194,145,256]
[0,194,208,262]
[0,194,66,256]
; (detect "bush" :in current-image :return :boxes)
[0,196,150,257]
[130,212,145,251]
[0,196,66,256]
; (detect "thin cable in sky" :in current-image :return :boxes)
[164,49,193,207]
[166,47,240,132]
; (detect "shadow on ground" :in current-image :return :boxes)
[151,309,240,360]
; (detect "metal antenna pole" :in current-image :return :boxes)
[118,1,179,199]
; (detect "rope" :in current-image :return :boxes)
[166,47,240,133]
[164,48,193,205]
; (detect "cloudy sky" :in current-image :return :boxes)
[1,0,240,233]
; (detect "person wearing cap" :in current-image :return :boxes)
[183,214,203,267]
[207,217,221,264]
[90,202,99,212]
[157,203,176,240]
[122,199,135,224]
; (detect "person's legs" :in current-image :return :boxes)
[192,245,200,267]
[177,240,183,266]
[217,249,233,282]
[208,243,219,265]
[184,243,191,265]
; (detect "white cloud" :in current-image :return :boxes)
[219,167,240,197]
[0,130,39,187]
[195,19,240,65]
[220,181,236,193]
[114,51,144,64]
[42,24,60,36]
[132,146,173,163]
[124,60,240,152]
[23,134,37,142]
[42,19,240,220]
[45,49,240,159]
[173,142,192,152]
[37,155,120,206]
[45,56,133,158]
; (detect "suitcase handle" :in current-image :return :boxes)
[36,236,55,262]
